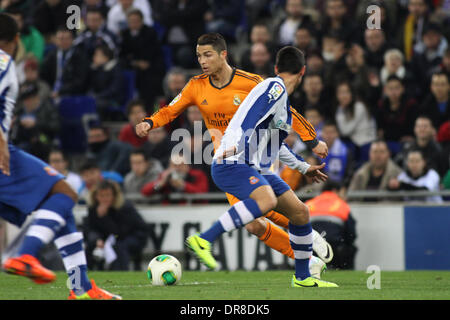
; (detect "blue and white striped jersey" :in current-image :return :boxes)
[214,76,310,173]
[0,48,18,140]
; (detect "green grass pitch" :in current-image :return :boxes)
[0,270,449,300]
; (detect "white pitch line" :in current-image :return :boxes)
[49,281,218,290]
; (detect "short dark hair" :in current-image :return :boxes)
[130,148,148,161]
[86,7,104,18]
[94,44,114,60]
[386,74,404,86]
[197,33,227,54]
[79,160,100,173]
[126,98,146,116]
[127,8,143,20]
[275,46,305,74]
[0,13,19,42]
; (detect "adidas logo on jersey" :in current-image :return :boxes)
[201,99,208,105]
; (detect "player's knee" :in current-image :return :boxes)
[245,219,266,237]
[296,202,310,222]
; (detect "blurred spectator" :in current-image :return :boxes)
[376,75,418,153]
[84,180,148,270]
[78,160,124,201]
[86,125,133,176]
[397,0,430,62]
[142,126,175,167]
[48,148,83,194]
[305,107,324,138]
[240,23,277,70]
[107,0,153,36]
[342,44,371,101]
[141,154,209,201]
[246,43,274,79]
[348,140,402,199]
[124,149,163,196]
[363,28,390,71]
[7,7,45,63]
[379,49,417,96]
[11,81,59,160]
[118,99,148,147]
[321,121,354,187]
[81,0,110,21]
[419,72,450,129]
[411,22,448,91]
[204,0,244,43]
[395,115,442,172]
[290,73,330,118]
[294,26,316,55]
[119,8,165,107]
[437,120,450,176]
[322,33,348,87]
[334,82,376,164]
[435,48,450,80]
[306,180,357,269]
[152,0,208,69]
[87,44,124,120]
[20,57,51,103]
[40,27,89,99]
[305,50,325,75]
[275,0,315,46]
[388,149,443,203]
[182,106,205,133]
[74,7,117,61]
[319,0,356,43]
[33,0,72,40]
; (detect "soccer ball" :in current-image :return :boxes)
[147,254,182,286]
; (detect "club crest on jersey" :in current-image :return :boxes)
[249,176,259,185]
[0,53,10,71]
[44,166,59,176]
[169,93,181,106]
[267,83,284,102]
[233,94,241,106]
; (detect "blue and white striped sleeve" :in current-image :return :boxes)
[279,142,311,174]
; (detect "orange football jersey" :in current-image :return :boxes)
[144,68,317,150]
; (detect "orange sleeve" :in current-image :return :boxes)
[290,107,318,148]
[143,78,196,129]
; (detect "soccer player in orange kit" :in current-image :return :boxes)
[136,33,333,264]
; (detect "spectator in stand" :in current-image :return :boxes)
[363,26,390,71]
[306,180,357,269]
[81,0,110,21]
[73,7,117,62]
[335,81,376,165]
[435,48,450,80]
[204,0,244,43]
[379,49,418,96]
[78,160,124,202]
[322,32,348,88]
[119,8,165,107]
[19,57,51,104]
[84,180,148,270]
[141,154,209,202]
[86,125,133,176]
[40,27,89,99]
[411,23,448,93]
[119,99,148,148]
[7,7,45,63]
[107,0,153,36]
[320,121,354,187]
[11,82,59,161]
[397,0,430,63]
[32,0,72,40]
[246,43,274,79]
[142,126,175,167]
[48,148,83,194]
[124,149,163,196]
[152,0,207,68]
[395,115,442,172]
[87,44,124,120]
[376,75,418,154]
[348,140,402,200]
[290,73,330,119]
[294,26,316,56]
[240,23,277,71]
[388,149,443,203]
[318,0,356,43]
[419,72,450,129]
[305,50,326,76]
[437,121,450,177]
[275,0,315,47]
[182,106,205,133]
[305,107,325,138]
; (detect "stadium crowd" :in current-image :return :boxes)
[2,0,450,208]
